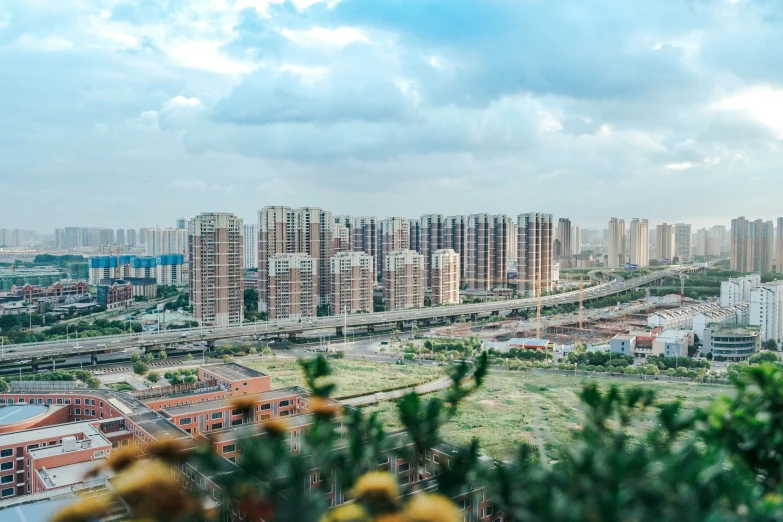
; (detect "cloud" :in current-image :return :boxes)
[713,87,783,139]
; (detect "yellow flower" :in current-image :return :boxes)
[263,419,288,437]
[403,494,461,522]
[320,503,370,522]
[310,397,342,418]
[147,436,189,464]
[374,513,406,522]
[352,471,400,504]
[103,445,143,473]
[112,460,196,518]
[230,396,257,416]
[51,496,111,522]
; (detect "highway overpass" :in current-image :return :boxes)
[0,265,701,368]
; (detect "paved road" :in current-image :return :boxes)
[0,266,701,364]
[341,377,453,407]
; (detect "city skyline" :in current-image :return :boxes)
[2,1,783,230]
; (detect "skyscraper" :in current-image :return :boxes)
[431,249,460,306]
[444,215,469,286]
[267,253,317,320]
[351,216,380,275]
[188,212,244,327]
[465,214,511,290]
[629,218,649,267]
[607,218,626,268]
[420,214,446,289]
[732,217,774,273]
[176,217,186,230]
[557,218,572,258]
[731,217,752,272]
[572,225,582,255]
[116,229,126,246]
[258,206,334,313]
[380,217,411,279]
[518,213,553,295]
[675,223,692,263]
[752,219,775,273]
[243,224,259,270]
[777,218,783,273]
[656,223,676,263]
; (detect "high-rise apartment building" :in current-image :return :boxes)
[607,218,626,268]
[176,217,186,230]
[267,253,318,320]
[777,218,783,273]
[696,228,721,257]
[188,212,244,327]
[333,216,353,252]
[383,250,425,311]
[431,249,460,306]
[674,223,692,263]
[258,206,335,313]
[116,229,126,246]
[138,228,149,246]
[351,217,380,275]
[243,224,259,270]
[331,223,351,254]
[465,214,511,290]
[720,274,761,307]
[572,225,582,255]
[408,220,421,253]
[0,229,34,247]
[629,218,649,267]
[518,213,554,295]
[444,215,469,286]
[750,281,783,344]
[420,214,446,289]
[330,252,374,315]
[732,217,775,273]
[656,223,676,263]
[380,217,411,278]
[557,218,572,258]
[145,228,187,257]
[127,229,138,247]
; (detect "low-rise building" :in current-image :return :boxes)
[701,324,761,361]
[10,281,88,303]
[647,303,721,330]
[693,303,750,341]
[610,334,636,356]
[507,338,553,350]
[720,274,761,307]
[96,280,134,310]
[652,329,692,358]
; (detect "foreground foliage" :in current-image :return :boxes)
[54,358,783,521]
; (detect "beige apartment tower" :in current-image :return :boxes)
[656,223,676,263]
[330,252,374,315]
[607,218,626,268]
[431,249,460,306]
[777,218,783,273]
[629,218,649,267]
[383,250,425,311]
[420,214,446,289]
[188,212,244,327]
[267,253,318,320]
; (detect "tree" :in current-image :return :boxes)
[130,353,141,363]
[158,350,167,361]
[248,347,258,355]
[750,350,781,365]
[764,339,779,351]
[0,378,8,393]
[132,361,149,376]
[411,325,419,340]
[147,372,160,383]
[185,353,194,361]
[223,355,234,364]
[262,346,274,358]
[143,353,154,363]
[392,329,401,342]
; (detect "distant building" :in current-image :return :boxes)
[629,218,649,267]
[430,249,460,306]
[656,224,676,263]
[674,223,692,262]
[268,253,318,320]
[243,223,259,270]
[720,274,761,306]
[750,281,783,344]
[607,218,626,268]
[97,280,134,310]
[777,218,783,274]
[330,252,374,315]
[420,214,446,289]
[648,303,722,330]
[507,338,553,350]
[10,281,88,303]
[383,250,425,311]
[157,254,184,286]
[732,217,775,273]
[352,216,380,275]
[693,303,750,341]
[101,277,156,300]
[701,324,761,361]
[518,213,553,294]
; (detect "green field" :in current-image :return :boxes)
[365,370,728,461]
[243,358,445,398]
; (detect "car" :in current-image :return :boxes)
[93,370,104,375]
[7,349,16,353]
[73,345,83,350]
[179,333,189,339]
[111,340,121,344]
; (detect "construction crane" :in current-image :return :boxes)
[464,273,544,339]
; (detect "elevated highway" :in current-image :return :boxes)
[0,265,701,367]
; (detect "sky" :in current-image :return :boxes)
[1,0,783,233]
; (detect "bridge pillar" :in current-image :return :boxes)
[336,326,344,337]
[91,353,98,366]
[206,341,215,351]
[397,321,404,331]
[470,313,477,322]
[288,333,297,341]
[491,311,500,317]
[450,316,457,324]
[367,326,374,333]
[31,357,38,372]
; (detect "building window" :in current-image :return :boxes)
[94,451,105,459]
[0,463,11,471]
[179,418,192,425]
[231,419,243,426]
[17,398,24,403]
[378,456,389,465]
[211,423,222,430]
[279,400,290,407]
[280,410,290,416]
[0,449,12,458]
[211,412,222,420]
[75,399,81,405]
[432,454,439,464]
[26,445,38,451]
[0,475,13,484]
[1,487,12,498]
[57,399,63,405]
[425,451,431,461]
[260,403,271,411]
[75,409,81,415]
[222,444,236,454]
[398,463,410,473]
[65,399,71,404]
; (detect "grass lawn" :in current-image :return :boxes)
[243,358,445,398]
[364,370,728,461]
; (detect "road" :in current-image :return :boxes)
[0,265,700,364]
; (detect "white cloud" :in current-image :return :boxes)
[713,87,783,139]
[168,40,257,74]
[282,26,370,46]
[14,34,74,51]
[279,64,330,83]
[127,110,160,131]
[665,162,694,170]
[163,96,203,110]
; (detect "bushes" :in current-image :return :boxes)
[132,362,149,376]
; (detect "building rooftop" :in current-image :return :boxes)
[710,324,761,335]
[28,429,111,459]
[508,338,550,348]
[209,411,320,443]
[0,404,50,426]
[161,387,307,417]
[37,460,116,490]
[0,421,101,448]
[201,363,268,381]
